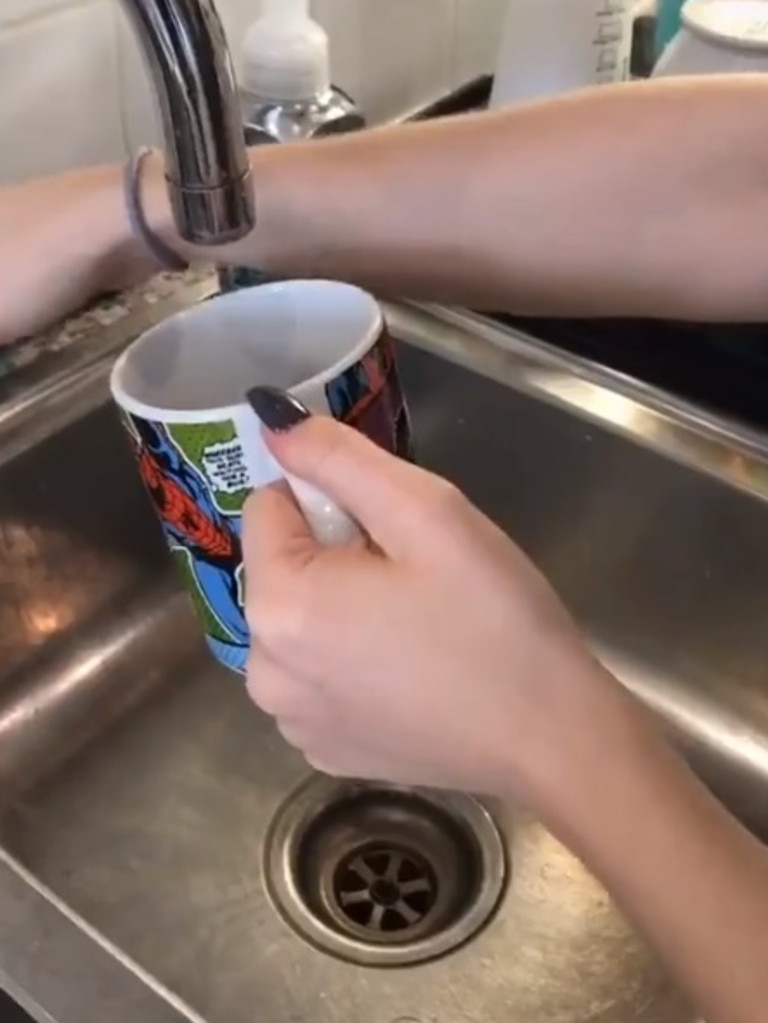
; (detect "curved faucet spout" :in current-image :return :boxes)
[119,0,255,245]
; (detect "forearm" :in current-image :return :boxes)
[134,74,768,320]
[0,163,161,346]
[537,677,768,1023]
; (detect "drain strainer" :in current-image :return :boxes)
[263,776,507,967]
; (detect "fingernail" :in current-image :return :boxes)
[246,386,311,433]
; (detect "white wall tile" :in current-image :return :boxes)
[2,0,498,182]
[117,0,458,146]
[0,1,123,185]
[311,0,456,122]
[452,0,509,83]
[112,4,161,151]
[114,0,262,151]
[0,0,77,29]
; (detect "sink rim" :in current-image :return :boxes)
[4,284,768,502]
[395,303,768,504]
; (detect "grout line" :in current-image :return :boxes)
[448,0,460,88]
[110,1,132,157]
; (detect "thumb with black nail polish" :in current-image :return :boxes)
[246,386,311,433]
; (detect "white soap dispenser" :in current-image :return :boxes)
[490,0,635,108]
[219,0,367,293]
[240,0,365,142]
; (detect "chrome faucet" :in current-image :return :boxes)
[119,0,255,245]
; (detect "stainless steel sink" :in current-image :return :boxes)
[3,288,767,1023]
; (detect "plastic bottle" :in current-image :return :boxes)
[655,0,687,54]
[219,0,366,293]
[490,0,635,108]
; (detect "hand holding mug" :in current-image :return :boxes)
[243,414,621,810]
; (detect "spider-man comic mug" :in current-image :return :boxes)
[110,279,413,674]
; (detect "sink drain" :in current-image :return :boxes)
[333,841,438,936]
[263,776,507,966]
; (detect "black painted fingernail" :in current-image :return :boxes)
[246,386,311,432]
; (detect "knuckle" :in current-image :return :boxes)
[425,476,469,527]
[305,753,344,778]
[246,583,311,653]
[276,718,312,750]
[281,415,350,476]
[245,653,280,715]
[305,417,357,478]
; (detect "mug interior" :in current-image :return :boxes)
[112,280,381,416]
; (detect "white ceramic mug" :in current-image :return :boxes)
[110,279,413,674]
[653,0,768,76]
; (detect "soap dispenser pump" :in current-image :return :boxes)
[219,0,367,293]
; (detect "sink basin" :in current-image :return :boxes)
[3,295,766,1023]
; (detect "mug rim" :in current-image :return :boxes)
[110,278,384,425]
[681,0,768,50]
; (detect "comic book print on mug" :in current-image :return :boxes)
[120,412,250,672]
[325,330,414,461]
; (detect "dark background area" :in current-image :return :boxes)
[0,991,30,1023]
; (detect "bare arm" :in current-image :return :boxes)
[536,682,768,1023]
[6,74,768,345]
[145,73,768,321]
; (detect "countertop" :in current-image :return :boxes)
[0,267,214,382]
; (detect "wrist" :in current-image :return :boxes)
[127,146,273,276]
[77,160,156,293]
[135,149,200,268]
[95,151,195,292]
[497,656,657,835]
[518,664,684,858]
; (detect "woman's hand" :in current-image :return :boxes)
[243,415,618,807]
[244,416,768,1023]
[0,164,157,346]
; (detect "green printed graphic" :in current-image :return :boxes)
[170,547,233,644]
[167,420,250,514]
